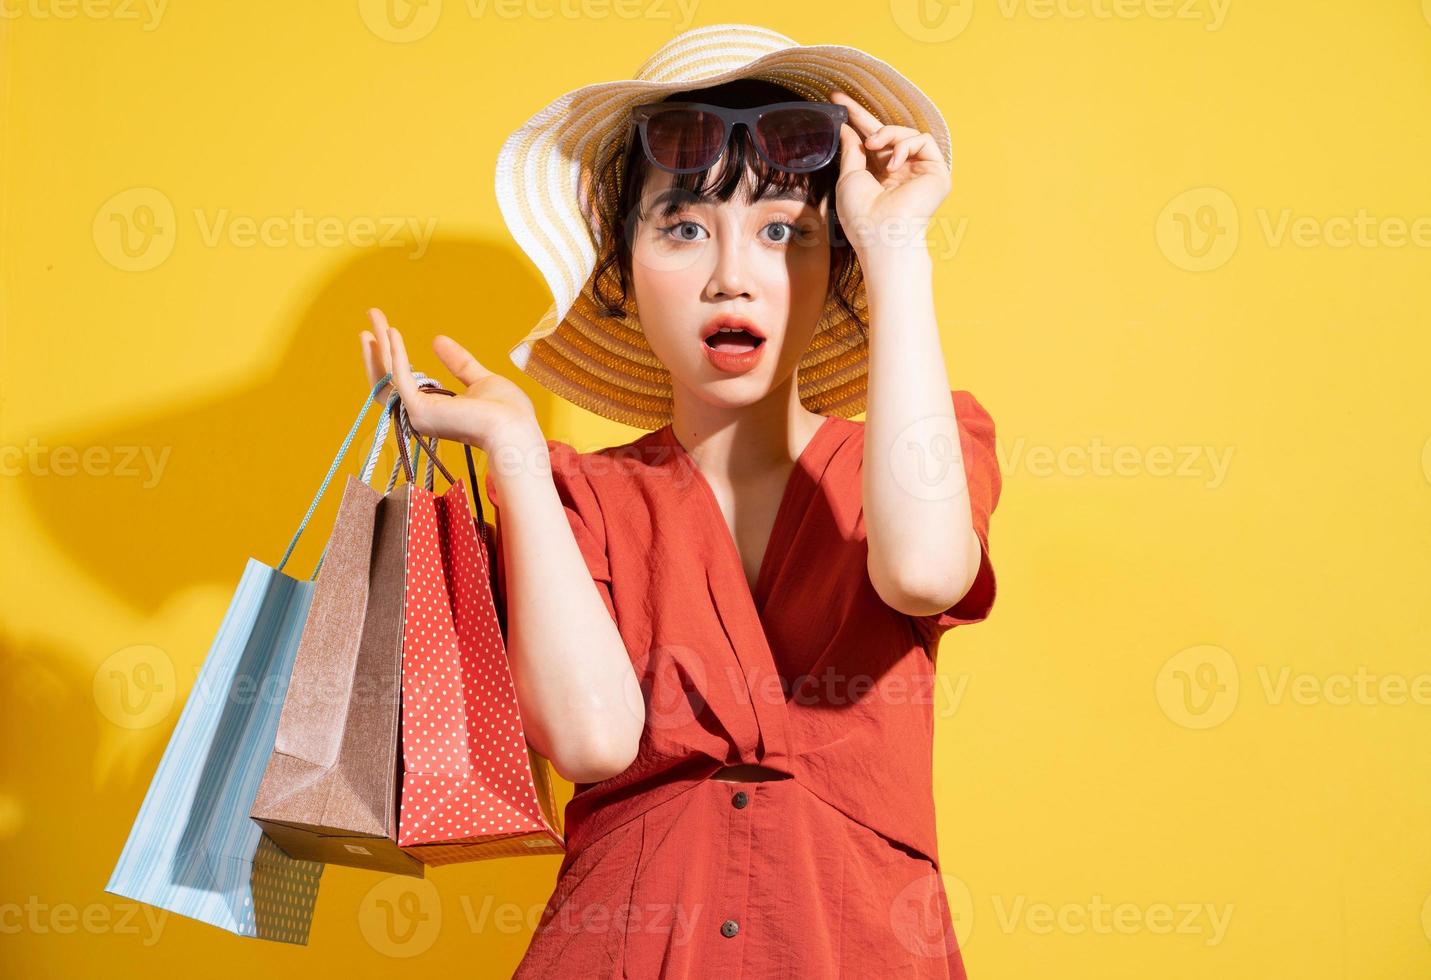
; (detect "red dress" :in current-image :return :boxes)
[484,390,1002,979]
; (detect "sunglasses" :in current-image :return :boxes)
[629,101,849,175]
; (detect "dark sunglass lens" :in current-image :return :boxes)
[644,107,725,171]
[754,107,839,170]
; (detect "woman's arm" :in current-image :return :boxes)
[827,90,979,617]
[363,312,643,784]
[859,247,981,618]
[486,420,645,784]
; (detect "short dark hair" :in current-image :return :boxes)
[587,77,865,344]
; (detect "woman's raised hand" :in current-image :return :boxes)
[360,308,538,455]
[829,88,951,259]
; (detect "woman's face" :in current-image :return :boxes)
[629,165,833,413]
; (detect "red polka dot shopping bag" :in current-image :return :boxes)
[385,393,566,865]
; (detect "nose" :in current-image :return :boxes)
[705,233,753,301]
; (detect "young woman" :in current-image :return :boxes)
[360,26,1000,979]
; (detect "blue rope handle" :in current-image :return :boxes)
[359,373,443,489]
[304,371,449,577]
[277,373,394,574]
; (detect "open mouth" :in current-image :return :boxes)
[704,329,765,353]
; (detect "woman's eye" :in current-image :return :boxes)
[657,219,805,244]
[661,220,707,242]
[763,221,801,244]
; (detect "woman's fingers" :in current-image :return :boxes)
[838,122,869,181]
[864,124,917,149]
[385,325,426,422]
[830,89,883,139]
[888,134,920,173]
[360,329,396,404]
[889,132,943,173]
[368,309,394,375]
[432,334,491,388]
[360,330,380,384]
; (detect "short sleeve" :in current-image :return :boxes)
[483,439,617,630]
[908,390,1002,649]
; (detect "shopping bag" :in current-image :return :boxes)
[104,376,395,943]
[386,396,565,866]
[249,380,448,878]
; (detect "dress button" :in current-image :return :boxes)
[720,919,740,938]
[731,791,749,809]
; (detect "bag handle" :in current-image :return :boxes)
[394,398,441,491]
[278,374,394,574]
[384,382,502,615]
[360,374,444,490]
[387,387,491,546]
[286,369,460,580]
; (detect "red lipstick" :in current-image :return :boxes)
[700,315,767,374]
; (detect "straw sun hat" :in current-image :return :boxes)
[493,23,951,431]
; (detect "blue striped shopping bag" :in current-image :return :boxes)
[105,375,400,944]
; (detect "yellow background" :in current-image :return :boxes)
[4,2,1430,977]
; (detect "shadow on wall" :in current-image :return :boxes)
[19,237,608,615]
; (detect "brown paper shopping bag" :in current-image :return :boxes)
[249,389,446,877]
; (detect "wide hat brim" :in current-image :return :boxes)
[494,24,951,430]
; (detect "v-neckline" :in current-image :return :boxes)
[659,414,837,616]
